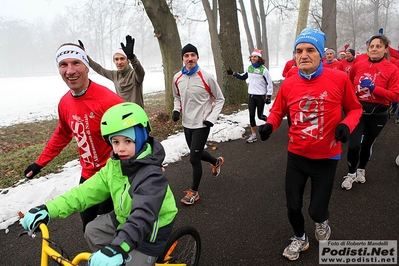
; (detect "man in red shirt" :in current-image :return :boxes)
[323,48,344,71]
[341,48,356,75]
[258,28,362,261]
[282,52,296,78]
[24,43,124,231]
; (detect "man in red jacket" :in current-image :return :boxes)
[258,28,362,261]
[24,43,124,231]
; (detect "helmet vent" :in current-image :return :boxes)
[122,112,133,120]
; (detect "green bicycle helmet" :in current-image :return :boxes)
[101,102,151,144]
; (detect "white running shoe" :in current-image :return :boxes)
[315,220,331,242]
[341,173,356,190]
[246,135,257,143]
[283,235,309,261]
[356,169,366,183]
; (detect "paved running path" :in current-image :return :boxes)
[1,120,399,265]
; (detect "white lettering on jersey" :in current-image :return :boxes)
[71,114,94,167]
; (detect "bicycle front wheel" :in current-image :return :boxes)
[158,225,201,266]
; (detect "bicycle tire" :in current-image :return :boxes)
[157,225,201,266]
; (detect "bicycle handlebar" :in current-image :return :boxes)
[19,211,91,266]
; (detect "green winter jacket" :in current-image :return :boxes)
[45,137,177,251]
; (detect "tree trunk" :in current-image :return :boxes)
[141,0,182,115]
[218,0,247,105]
[238,0,254,54]
[373,0,379,34]
[250,0,262,49]
[296,0,310,37]
[322,0,337,51]
[202,0,223,88]
[258,0,269,69]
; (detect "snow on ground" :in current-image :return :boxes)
[0,67,282,230]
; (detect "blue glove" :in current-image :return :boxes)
[360,79,375,92]
[88,245,130,266]
[22,205,50,231]
[379,27,383,35]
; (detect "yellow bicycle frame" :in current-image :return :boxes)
[39,223,90,266]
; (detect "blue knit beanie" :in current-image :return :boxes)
[109,126,148,154]
[294,28,326,58]
[109,127,135,145]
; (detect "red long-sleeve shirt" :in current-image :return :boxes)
[267,68,362,159]
[349,57,399,105]
[282,59,296,78]
[36,80,123,179]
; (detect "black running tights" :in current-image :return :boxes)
[184,127,216,191]
[248,94,267,127]
[285,152,338,238]
[346,113,388,173]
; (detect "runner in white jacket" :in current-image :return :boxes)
[172,43,225,205]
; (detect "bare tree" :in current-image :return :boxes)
[337,0,371,52]
[218,0,247,105]
[238,0,254,53]
[321,0,337,51]
[371,0,381,33]
[202,0,223,88]
[82,0,130,66]
[296,0,310,36]
[141,0,182,114]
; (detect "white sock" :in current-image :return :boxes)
[295,233,306,240]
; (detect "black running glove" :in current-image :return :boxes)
[172,111,180,122]
[24,163,43,179]
[335,124,350,143]
[203,120,214,127]
[265,95,272,105]
[227,67,233,75]
[121,35,135,61]
[259,123,273,141]
[78,40,85,50]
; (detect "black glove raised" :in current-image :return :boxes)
[203,120,214,127]
[121,35,135,61]
[335,124,350,143]
[24,163,43,179]
[78,40,85,50]
[259,123,273,141]
[172,111,180,122]
[265,95,272,105]
[227,67,233,75]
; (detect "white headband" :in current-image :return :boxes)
[55,45,89,68]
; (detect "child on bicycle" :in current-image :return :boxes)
[22,102,178,266]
